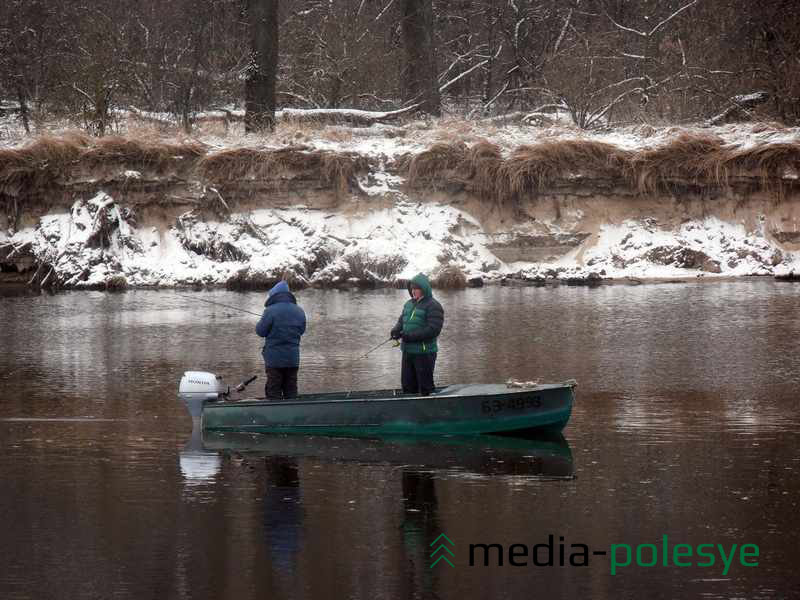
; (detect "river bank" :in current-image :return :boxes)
[2,120,799,290]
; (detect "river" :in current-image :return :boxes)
[1,280,798,599]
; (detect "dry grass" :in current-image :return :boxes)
[629,134,800,195]
[725,142,800,193]
[403,131,800,203]
[344,251,408,280]
[406,142,470,188]
[82,136,206,172]
[501,140,630,200]
[198,146,370,193]
[432,265,467,289]
[0,133,205,199]
[0,132,89,195]
[626,133,727,194]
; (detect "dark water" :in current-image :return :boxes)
[1,281,798,599]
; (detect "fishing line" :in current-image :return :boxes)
[174,292,263,317]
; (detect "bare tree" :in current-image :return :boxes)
[245,0,279,132]
[401,0,440,116]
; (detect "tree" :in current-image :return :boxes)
[401,0,440,116]
[244,0,279,132]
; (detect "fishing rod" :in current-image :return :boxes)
[358,337,399,360]
[174,292,263,317]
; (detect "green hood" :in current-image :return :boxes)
[407,273,433,299]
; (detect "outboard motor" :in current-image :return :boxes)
[178,371,228,420]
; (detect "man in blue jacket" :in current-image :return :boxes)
[256,280,307,400]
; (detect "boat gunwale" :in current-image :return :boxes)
[202,381,577,410]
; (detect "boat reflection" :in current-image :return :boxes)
[200,430,574,480]
[179,425,222,486]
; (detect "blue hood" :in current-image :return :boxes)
[269,280,290,297]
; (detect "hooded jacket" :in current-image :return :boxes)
[256,281,307,368]
[391,273,444,355]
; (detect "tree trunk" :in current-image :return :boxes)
[15,84,30,135]
[245,0,279,132]
[401,0,441,117]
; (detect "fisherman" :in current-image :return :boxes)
[390,273,444,395]
[256,280,307,400]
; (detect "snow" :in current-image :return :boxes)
[2,115,800,288]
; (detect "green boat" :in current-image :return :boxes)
[179,372,576,437]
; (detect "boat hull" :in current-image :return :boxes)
[201,382,575,436]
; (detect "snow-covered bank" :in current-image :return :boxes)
[2,122,800,290]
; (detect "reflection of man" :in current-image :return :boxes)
[263,457,303,576]
[401,470,438,596]
[390,273,444,395]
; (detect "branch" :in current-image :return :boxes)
[648,0,698,36]
[439,60,489,93]
[468,80,511,118]
[605,12,646,37]
[71,84,95,106]
[553,9,573,55]
[375,0,396,21]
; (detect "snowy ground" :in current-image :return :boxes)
[3,185,799,290]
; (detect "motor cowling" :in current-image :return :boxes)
[178,371,227,418]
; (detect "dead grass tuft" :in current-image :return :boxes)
[0,132,90,195]
[83,136,206,172]
[0,133,206,200]
[501,139,630,200]
[432,265,467,289]
[344,251,408,280]
[406,142,470,188]
[197,146,370,193]
[626,133,727,194]
[725,141,800,196]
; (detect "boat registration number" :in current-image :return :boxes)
[481,396,542,414]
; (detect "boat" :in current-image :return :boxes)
[178,371,576,437]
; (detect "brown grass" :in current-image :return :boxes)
[432,265,467,289]
[725,142,800,193]
[344,251,407,280]
[82,136,206,172]
[0,133,206,199]
[501,140,630,200]
[198,146,370,193]
[0,133,89,193]
[626,133,727,194]
[406,142,470,189]
[402,132,800,204]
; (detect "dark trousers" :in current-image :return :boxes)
[265,367,299,400]
[401,352,437,395]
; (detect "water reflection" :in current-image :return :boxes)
[262,457,303,577]
[180,426,222,487]
[400,470,438,599]
[200,431,574,481]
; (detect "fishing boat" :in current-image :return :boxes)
[178,371,576,436]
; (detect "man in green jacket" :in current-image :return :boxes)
[390,273,445,395]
